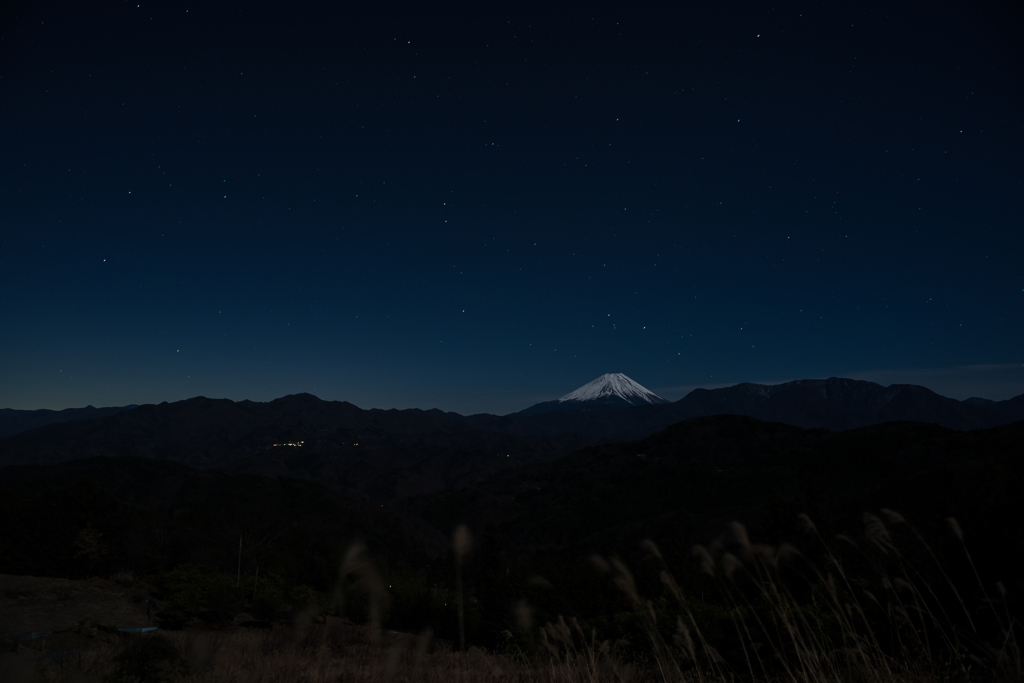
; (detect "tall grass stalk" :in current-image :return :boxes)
[453,524,473,653]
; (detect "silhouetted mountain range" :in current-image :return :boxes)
[0,404,137,439]
[416,415,1024,562]
[3,415,1022,642]
[0,378,1019,501]
[663,377,1015,430]
[962,393,1024,421]
[0,394,598,500]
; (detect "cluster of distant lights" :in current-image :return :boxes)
[271,441,305,447]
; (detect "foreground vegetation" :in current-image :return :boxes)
[3,418,1022,680]
[6,511,1020,683]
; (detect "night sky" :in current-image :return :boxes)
[2,1,1022,414]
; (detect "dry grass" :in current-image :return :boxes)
[7,512,1020,683]
[15,619,622,683]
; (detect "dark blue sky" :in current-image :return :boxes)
[2,0,1022,414]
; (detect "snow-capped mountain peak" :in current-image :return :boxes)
[557,373,667,406]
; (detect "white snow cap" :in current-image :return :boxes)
[557,373,667,405]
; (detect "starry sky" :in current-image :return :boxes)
[2,0,1022,414]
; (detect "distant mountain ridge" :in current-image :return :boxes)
[962,394,1024,421]
[666,378,1010,431]
[461,377,1016,444]
[0,377,1020,502]
[0,394,599,501]
[0,404,137,439]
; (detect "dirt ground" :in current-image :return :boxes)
[0,574,154,636]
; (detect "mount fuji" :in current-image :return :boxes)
[518,373,669,415]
